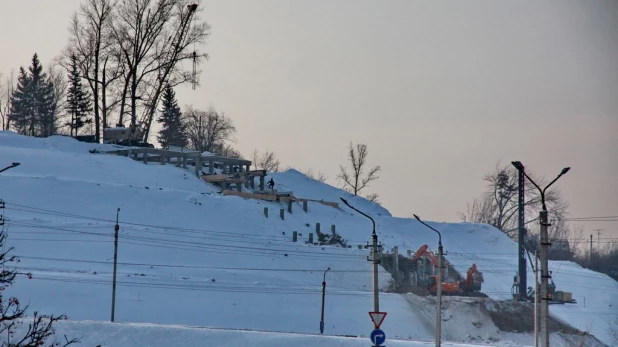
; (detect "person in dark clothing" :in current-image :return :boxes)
[267,178,275,190]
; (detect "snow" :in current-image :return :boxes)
[9,320,494,347]
[0,131,615,347]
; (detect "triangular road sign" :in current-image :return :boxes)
[369,311,387,328]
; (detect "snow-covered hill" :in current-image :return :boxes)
[0,131,615,347]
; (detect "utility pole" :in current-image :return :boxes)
[595,229,603,270]
[594,229,603,250]
[519,165,570,347]
[589,234,593,266]
[539,209,550,346]
[413,214,444,347]
[371,220,380,313]
[534,250,539,347]
[436,241,443,347]
[320,267,330,334]
[111,208,120,322]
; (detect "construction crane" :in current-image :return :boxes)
[136,3,201,143]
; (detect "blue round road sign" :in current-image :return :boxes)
[370,329,386,345]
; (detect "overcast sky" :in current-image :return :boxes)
[1,0,617,239]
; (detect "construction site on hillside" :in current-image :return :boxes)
[100,146,341,210]
[381,243,577,306]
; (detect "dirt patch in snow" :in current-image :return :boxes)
[402,294,606,347]
[481,299,575,334]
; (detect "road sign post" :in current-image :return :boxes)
[370,328,386,346]
[369,311,387,329]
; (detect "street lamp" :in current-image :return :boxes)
[0,162,20,174]
[339,197,380,314]
[320,267,331,334]
[519,166,570,347]
[413,214,443,347]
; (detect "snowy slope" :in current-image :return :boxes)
[0,131,615,346]
[9,320,495,347]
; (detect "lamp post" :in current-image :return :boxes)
[0,162,20,174]
[413,214,443,347]
[511,161,527,301]
[520,166,570,347]
[340,197,380,313]
[320,267,330,334]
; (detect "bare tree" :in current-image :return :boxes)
[0,71,15,130]
[0,224,78,346]
[366,192,381,204]
[183,106,236,153]
[252,150,280,173]
[337,142,381,196]
[459,162,569,239]
[67,0,117,142]
[211,143,243,159]
[301,168,327,183]
[110,0,209,142]
[46,61,68,136]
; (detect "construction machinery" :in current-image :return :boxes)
[411,244,484,296]
[524,278,577,305]
[103,124,153,148]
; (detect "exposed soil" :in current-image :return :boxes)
[480,298,578,334]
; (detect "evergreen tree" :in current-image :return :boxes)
[8,54,56,137]
[28,54,56,137]
[8,68,32,135]
[157,84,186,148]
[65,54,93,136]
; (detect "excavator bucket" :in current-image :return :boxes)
[470,271,483,291]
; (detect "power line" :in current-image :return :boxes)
[14,255,372,273]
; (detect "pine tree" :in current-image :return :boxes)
[65,54,93,136]
[28,54,56,137]
[8,68,32,135]
[157,84,186,148]
[8,54,56,137]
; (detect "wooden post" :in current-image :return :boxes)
[287,200,292,214]
[331,225,336,236]
[250,177,255,189]
[195,156,202,176]
[260,176,265,191]
[316,223,320,233]
[303,201,308,212]
[309,233,314,244]
[263,207,268,218]
[280,209,285,220]
[293,231,298,242]
[142,149,147,164]
[160,153,166,165]
[208,159,214,174]
[182,155,187,169]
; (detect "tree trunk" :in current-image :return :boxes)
[101,62,108,141]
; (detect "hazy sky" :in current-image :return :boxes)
[1,0,617,238]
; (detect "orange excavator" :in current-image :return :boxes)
[411,244,484,296]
